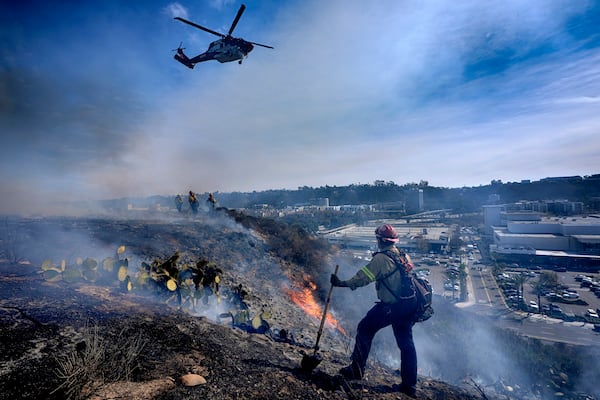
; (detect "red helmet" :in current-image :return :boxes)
[375,224,399,243]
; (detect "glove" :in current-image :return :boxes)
[330,274,347,287]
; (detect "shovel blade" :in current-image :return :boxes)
[301,353,322,372]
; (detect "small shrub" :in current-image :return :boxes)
[52,324,147,400]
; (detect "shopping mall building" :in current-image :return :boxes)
[484,205,600,271]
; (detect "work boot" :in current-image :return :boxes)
[339,364,363,380]
[398,383,417,398]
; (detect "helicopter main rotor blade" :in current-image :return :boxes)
[174,17,225,38]
[228,4,246,36]
[249,41,274,49]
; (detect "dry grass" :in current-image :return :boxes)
[52,323,147,400]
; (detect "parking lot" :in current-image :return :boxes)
[521,269,600,323]
[413,249,600,323]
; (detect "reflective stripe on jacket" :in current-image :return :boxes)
[344,244,407,304]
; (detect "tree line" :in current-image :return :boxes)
[214,175,600,213]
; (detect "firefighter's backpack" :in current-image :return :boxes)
[378,250,434,323]
[411,273,434,322]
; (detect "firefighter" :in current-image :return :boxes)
[175,194,183,212]
[228,283,249,309]
[188,191,199,214]
[206,192,216,215]
[330,224,418,398]
[196,261,222,305]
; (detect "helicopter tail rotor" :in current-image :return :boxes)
[171,41,186,52]
[173,43,194,69]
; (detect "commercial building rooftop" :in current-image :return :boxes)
[320,220,451,252]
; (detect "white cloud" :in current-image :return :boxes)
[209,0,235,11]
[164,2,188,19]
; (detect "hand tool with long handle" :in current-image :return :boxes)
[300,264,339,372]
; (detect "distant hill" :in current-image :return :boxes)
[112,174,600,215]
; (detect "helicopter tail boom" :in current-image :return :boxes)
[173,48,194,69]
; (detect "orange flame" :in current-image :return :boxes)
[286,280,346,335]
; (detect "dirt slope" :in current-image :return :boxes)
[0,214,495,400]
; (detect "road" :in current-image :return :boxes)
[428,260,600,346]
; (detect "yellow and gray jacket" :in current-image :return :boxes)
[344,244,414,304]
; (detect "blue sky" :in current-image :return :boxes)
[1,0,600,213]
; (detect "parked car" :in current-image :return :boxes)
[541,304,550,314]
[550,308,565,318]
[562,291,579,299]
[563,311,576,322]
[586,309,599,320]
[529,301,539,312]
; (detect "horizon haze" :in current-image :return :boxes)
[2,1,600,215]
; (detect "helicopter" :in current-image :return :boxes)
[173,4,273,69]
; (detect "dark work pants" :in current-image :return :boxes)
[351,297,418,388]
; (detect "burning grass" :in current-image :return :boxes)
[285,274,346,336]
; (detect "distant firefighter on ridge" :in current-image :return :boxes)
[174,194,183,212]
[188,191,199,214]
[207,193,217,215]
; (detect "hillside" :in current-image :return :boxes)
[0,210,564,399]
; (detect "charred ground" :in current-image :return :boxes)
[0,212,507,399]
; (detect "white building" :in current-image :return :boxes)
[490,214,600,270]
